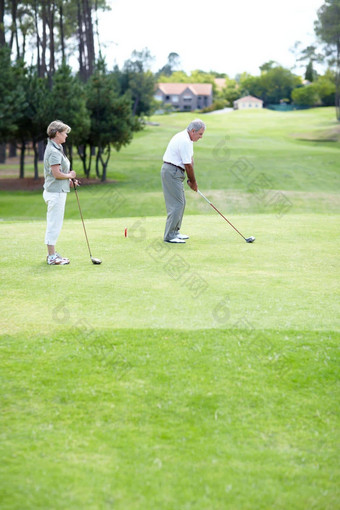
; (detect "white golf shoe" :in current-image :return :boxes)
[176,233,189,240]
[165,238,186,244]
[47,253,70,265]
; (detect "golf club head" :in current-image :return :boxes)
[245,236,255,243]
[91,257,102,264]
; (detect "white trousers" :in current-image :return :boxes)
[43,190,67,245]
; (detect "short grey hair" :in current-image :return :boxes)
[187,119,206,132]
[47,120,71,139]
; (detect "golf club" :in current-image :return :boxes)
[72,181,102,264]
[197,189,255,243]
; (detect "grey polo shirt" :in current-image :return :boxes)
[43,139,71,192]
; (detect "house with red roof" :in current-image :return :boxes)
[233,95,263,110]
[155,83,213,111]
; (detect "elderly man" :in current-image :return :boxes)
[161,119,206,243]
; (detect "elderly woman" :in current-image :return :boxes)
[43,120,78,265]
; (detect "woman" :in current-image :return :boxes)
[43,120,78,265]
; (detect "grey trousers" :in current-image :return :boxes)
[161,163,186,241]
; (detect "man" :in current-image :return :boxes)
[161,119,206,243]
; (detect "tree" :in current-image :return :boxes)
[190,70,217,86]
[157,52,181,77]
[294,45,322,82]
[121,48,157,118]
[0,47,27,163]
[14,67,52,178]
[0,0,5,46]
[158,68,219,87]
[1,0,111,80]
[239,73,263,99]
[77,0,95,81]
[157,70,189,83]
[315,0,340,119]
[50,62,90,166]
[220,78,239,106]
[240,66,301,105]
[261,67,302,104]
[259,60,278,73]
[314,69,336,105]
[81,60,135,181]
[291,84,320,106]
[305,61,315,82]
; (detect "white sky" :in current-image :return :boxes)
[97,0,324,77]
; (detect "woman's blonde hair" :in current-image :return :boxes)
[47,120,71,139]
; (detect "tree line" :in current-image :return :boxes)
[0,0,338,180]
[157,64,336,111]
[0,0,107,82]
[0,1,157,180]
[0,45,156,181]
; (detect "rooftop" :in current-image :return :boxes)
[157,83,213,95]
[234,95,263,103]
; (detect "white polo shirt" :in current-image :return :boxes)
[163,129,193,170]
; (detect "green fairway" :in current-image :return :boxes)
[0,214,339,334]
[1,108,339,509]
[1,107,339,220]
[1,328,338,510]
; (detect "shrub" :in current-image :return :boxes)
[201,99,228,113]
[292,85,320,106]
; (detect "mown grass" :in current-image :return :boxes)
[0,108,339,221]
[1,184,339,221]
[0,214,339,334]
[0,107,339,509]
[1,328,339,510]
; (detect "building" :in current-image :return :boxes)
[233,95,263,110]
[155,83,213,111]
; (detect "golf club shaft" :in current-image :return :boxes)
[197,190,247,241]
[73,183,93,258]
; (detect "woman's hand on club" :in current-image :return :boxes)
[70,178,80,187]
